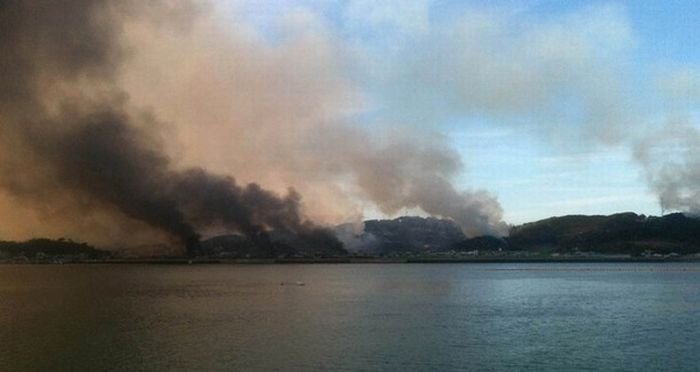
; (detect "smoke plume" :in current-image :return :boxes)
[115,3,508,238]
[0,1,339,253]
[325,129,507,236]
[14,1,700,247]
[1,0,528,255]
[634,121,700,215]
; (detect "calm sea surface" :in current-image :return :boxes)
[2,263,700,371]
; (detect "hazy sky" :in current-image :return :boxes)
[220,0,700,224]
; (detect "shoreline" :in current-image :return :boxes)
[3,256,700,265]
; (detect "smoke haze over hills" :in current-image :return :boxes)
[2,1,700,253]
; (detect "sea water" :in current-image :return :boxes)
[2,263,699,371]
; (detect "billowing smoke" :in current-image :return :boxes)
[114,3,509,239]
[14,1,700,249]
[634,121,700,215]
[136,1,700,231]
[9,0,678,251]
[632,68,700,216]
[0,1,340,254]
[326,130,507,236]
[15,1,635,253]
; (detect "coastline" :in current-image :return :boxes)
[3,256,700,265]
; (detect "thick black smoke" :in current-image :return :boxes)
[0,1,341,254]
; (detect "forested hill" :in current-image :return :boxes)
[0,238,107,260]
[505,212,700,254]
[342,213,700,256]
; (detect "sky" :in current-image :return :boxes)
[2,0,700,249]
[221,0,700,224]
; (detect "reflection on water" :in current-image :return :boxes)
[2,263,700,371]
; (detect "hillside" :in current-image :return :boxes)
[336,213,700,257]
[506,212,700,254]
[338,216,467,255]
[0,238,107,261]
[199,230,347,258]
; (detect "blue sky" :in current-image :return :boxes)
[219,1,700,224]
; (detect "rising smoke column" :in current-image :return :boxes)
[634,122,700,215]
[631,68,700,216]
[330,130,507,236]
[0,0,340,254]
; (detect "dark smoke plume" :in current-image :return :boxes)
[0,1,340,253]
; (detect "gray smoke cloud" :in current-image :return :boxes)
[328,130,507,236]
[634,121,700,215]
[346,2,695,221]
[0,0,340,253]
